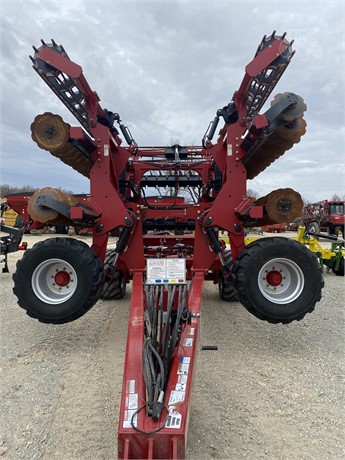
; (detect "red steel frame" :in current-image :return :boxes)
[118,271,204,459]
[30,33,293,459]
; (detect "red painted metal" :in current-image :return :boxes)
[54,271,70,287]
[118,272,204,459]
[266,270,283,286]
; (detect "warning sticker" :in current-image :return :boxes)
[175,374,188,392]
[146,259,166,281]
[166,259,185,280]
[146,258,186,284]
[126,379,136,394]
[166,407,182,429]
[168,390,185,405]
[183,337,193,347]
[177,356,191,375]
[123,390,138,429]
[175,382,186,391]
[177,362,189,375]
[177,374,188,387]
[123,409,137,428]
[127,393,138,410]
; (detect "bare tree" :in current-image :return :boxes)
[0,184,74,198]
[331,194,345,201]
[247,188,259,199]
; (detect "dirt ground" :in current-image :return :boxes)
[0,232,344,459]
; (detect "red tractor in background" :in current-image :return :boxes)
[11,33,325,459]
[300,200,345,237]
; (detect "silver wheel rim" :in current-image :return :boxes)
[32,258,78,304]
[258,258,304,304]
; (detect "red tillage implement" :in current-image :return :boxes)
[12,33,324,459]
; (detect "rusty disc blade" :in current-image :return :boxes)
[28,187,66,223]
[28,188,84,224]
[275,117,307,141]
[31,112,70,152]
[244,116,307,179]
[262,188,303,223]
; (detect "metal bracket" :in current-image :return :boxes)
[36,196,97,223]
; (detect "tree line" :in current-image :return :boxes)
[1,183,344,202]
[0,184,74,198]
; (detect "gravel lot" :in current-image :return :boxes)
[0,233,344,459]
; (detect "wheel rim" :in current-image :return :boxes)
[258,258,304,304]
[32,258,78,304]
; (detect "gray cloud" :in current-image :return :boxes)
[1,0,344,201]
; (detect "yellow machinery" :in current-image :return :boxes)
[220,226,344,276]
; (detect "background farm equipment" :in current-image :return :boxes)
[0,223,26,273]
[300,200,345,237]
[295,227,344,276]
[11,32,325,459]
[221,227,345,277]
[3,191,92,235]
[260,223,286,233]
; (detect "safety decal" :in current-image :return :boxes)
[168,390,185,405]
[175,374,188,391]
[184,337,193,347]
[123,409,137,428]
[127,393,138,410]
[177,356,191,375]
[126,379,136,394]
[165,407,182,429]
[123,381,138,428]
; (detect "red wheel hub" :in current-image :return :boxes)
[266,270,283,286]
[54,270,70,287]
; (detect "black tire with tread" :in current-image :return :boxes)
[101,249,126,299]
[218,249,239,301]
[13,237,104,324]
[14,215,26,230]
[232,237,324,324]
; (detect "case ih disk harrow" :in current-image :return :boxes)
[12,33,325,459]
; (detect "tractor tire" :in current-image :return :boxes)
[332,258,344,276]
[101,249,126,299]
[14,215,27,230]
[232,237,324,324]
[307,221,320,238]
[12,238,104,324]
[218,250,239,301]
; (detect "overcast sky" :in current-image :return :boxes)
[1,0,344,202]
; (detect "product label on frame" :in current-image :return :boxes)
[146,258,186,284]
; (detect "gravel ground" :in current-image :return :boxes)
[0,233,344,459]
